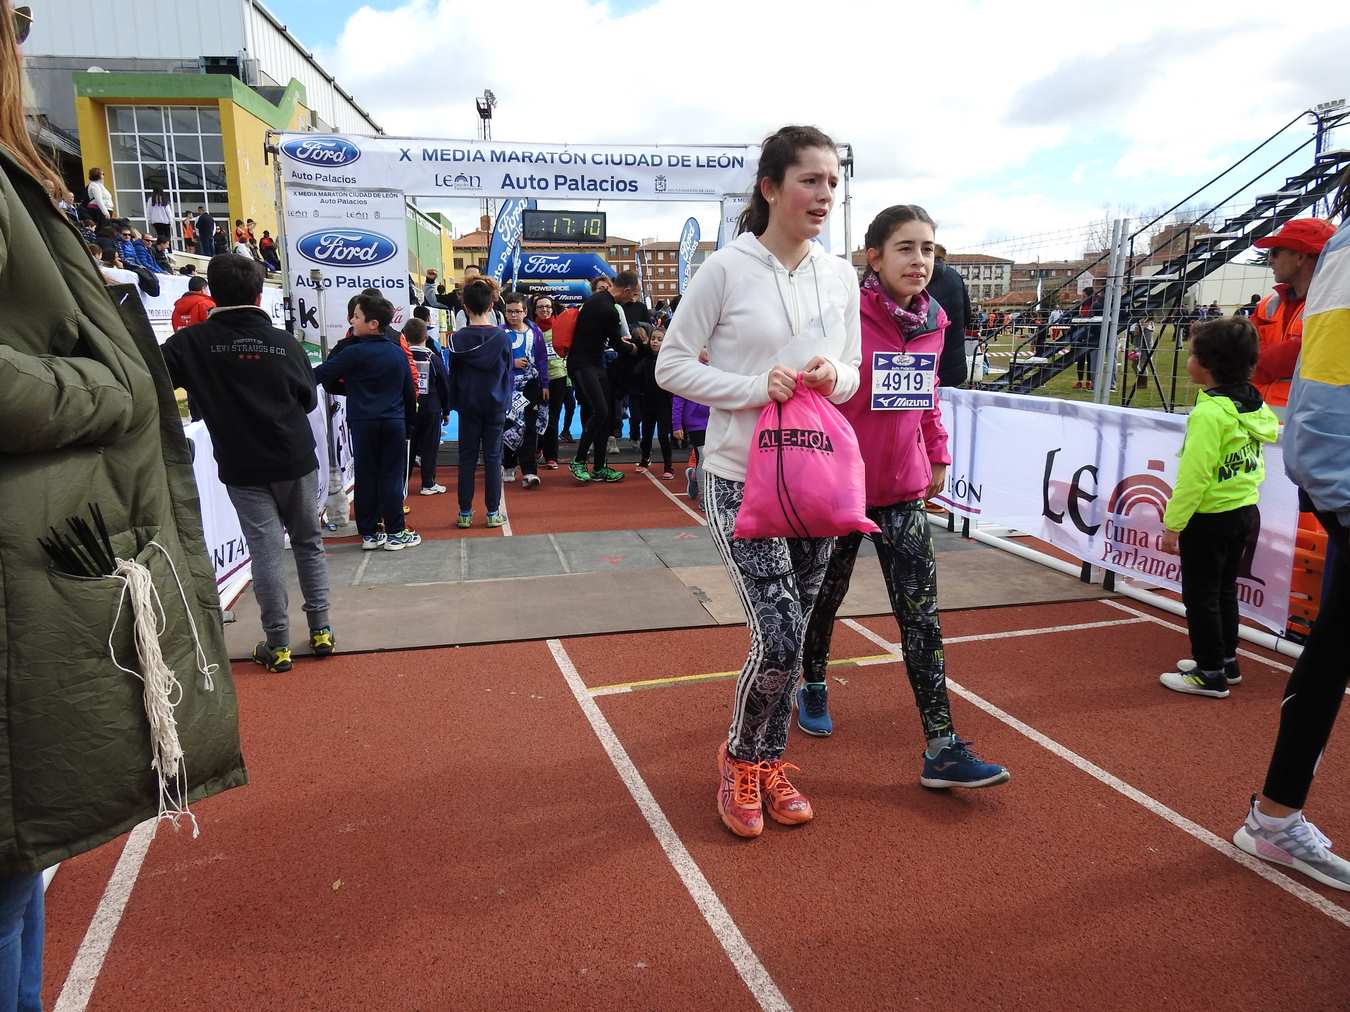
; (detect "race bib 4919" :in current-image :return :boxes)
[871,351,936,410]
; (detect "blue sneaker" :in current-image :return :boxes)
[920,737,1010,789]
[796,682,832,737]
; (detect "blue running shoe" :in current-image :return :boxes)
[796,682,832,737]
[920,737,1010,789]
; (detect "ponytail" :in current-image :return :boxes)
[736,124,838,237]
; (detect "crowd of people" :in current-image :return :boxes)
[2,0,1350,1000]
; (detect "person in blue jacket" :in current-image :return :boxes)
[314,294,421,551]
[448,279,513,528]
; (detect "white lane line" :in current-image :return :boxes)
[841,618,1350,929]
[350,549,373,586]
[1099,599,1293,673]
[55,820,156,1012]
[546,639,790,1011]
[642,469,707,526]
[945,617,1147,645]
[499,482,513,537]
[547,532,572,573]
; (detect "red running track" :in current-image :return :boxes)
[40,597,1349,1009]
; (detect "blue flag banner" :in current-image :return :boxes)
[678,216,701,294]
[486,197,535,284]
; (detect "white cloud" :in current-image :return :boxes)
[314,0,1350,260]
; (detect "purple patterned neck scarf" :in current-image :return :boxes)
[863,272,933,341]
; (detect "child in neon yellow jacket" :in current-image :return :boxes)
[1159,317,1279,698]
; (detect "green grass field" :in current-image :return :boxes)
[979,324,1203,413]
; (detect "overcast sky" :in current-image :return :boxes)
[268,0,1348,260]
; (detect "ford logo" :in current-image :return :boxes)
[296,229,397,267]
[281,135,361,167]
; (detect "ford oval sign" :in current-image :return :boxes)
[296,229,397,267]
[281,135,361,167]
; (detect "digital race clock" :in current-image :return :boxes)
[522,210,607,245]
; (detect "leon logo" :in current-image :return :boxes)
[1107,462,1172,518]
[296,229,397,267]
[281,136,362,167]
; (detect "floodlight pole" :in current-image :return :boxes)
[840,143,854,261]
[476,89,498,222]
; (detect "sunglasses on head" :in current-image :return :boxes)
[13,5,31,44]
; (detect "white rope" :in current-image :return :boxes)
[105,542,219,839]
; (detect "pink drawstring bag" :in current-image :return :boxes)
[734,382,879,540]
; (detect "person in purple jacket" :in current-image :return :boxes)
[798,205,1010,790]
[671,347,711,503]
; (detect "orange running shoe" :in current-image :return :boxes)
[761,758,814,825]
[717,742,764,838]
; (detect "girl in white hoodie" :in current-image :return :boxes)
[656,125,861,839]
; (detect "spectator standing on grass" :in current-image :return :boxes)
[1158,317,1277,698]
[656,125,861,839]
[1229,172,1350,891]
[404,317,450,497]
[314,294,421,552]
[447,278,512,529]
[797,204,1010,788]
[162,253,337,671]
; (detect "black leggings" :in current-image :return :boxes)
[640,402,672,470]
[801,500,953,741]
[1262,512,1350,809]
[573,365,611,469]
[543,376,567,460]
[1178,506,1258,672]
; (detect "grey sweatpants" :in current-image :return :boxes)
[226,468,330,647]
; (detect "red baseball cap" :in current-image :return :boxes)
[1253,218,1336,256]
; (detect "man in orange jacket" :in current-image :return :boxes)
[1250,218,1336,407]
[170,275,215,331]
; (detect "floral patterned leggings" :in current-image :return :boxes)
[704,473,834,762]
[801,500,954,741]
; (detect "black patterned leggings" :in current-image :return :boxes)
[801,500,954,741]
[704,472,834,762]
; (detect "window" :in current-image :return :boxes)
[453,257,464,269]
[623,247,631,256]
[106,104,228,243]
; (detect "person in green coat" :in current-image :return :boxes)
[0,5,245,1005]
[1158,316,1280,698]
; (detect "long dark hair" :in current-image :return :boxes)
[151,187,169,207]
[861,204,936,282]
[736,125,837,237]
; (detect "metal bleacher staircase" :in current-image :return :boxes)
[980,112,1349,401]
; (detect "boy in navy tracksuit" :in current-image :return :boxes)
[314,294,421,551]
[448,279,512,528]
[404,317,450,495]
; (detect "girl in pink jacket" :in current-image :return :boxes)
[797,205,1009,789]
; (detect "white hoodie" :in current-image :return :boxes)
[655,232,861,483]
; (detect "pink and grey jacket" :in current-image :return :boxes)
[838,286,952,508]
[671,395,709,434]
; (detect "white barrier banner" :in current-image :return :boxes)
[276,134,757,201]
[934,389,1298,632]
[105,268,286,342]
[185,421,252,604]
[283,186,409,353]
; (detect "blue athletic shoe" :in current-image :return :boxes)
[796,682,832,737]
[920,737,1010,789]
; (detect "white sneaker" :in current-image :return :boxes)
[1159,660,1229,698]
[503,467,516,482]
[361,534,387,551]
[419,484,447,496]
[523,474,541,489]
[1233,796,1350,891]
[607,436,620,456]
